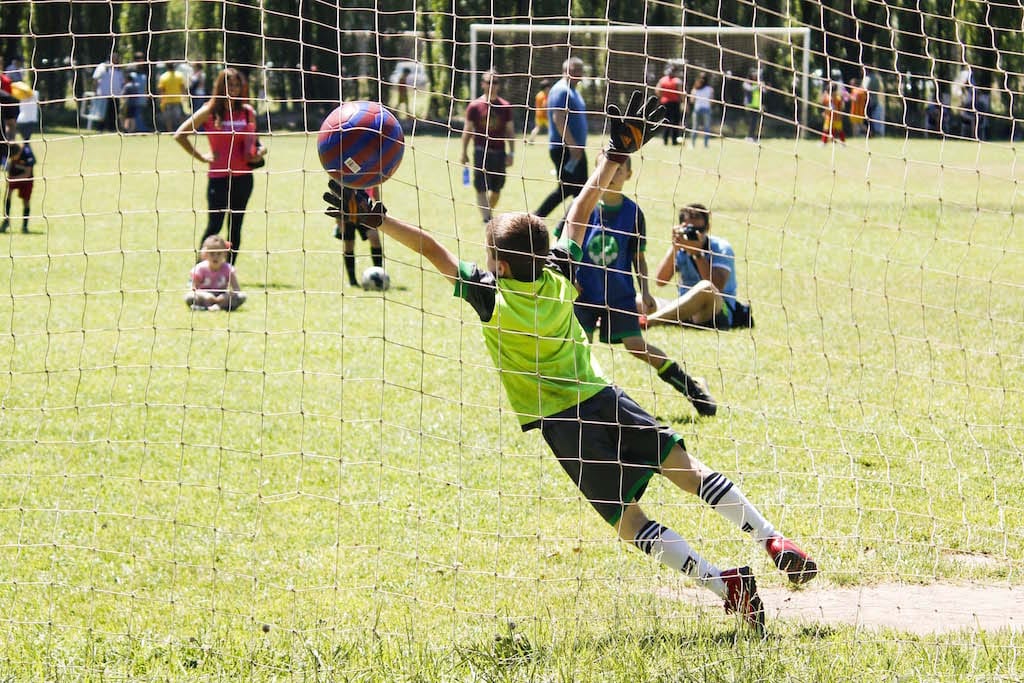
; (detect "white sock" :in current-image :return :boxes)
[635,520,727,598]
[699,472,777,544]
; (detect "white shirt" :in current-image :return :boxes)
[93,62,125,97]
[17,92,38,123]
[691,85,714,112]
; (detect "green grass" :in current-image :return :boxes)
[0,128,1021,680]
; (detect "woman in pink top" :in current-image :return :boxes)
[655,66,683,145]
[174,67,266,265]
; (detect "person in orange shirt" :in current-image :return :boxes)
[847,77,868,138]
[528,79,551,141]
[655,66,684,145]
[820,81,847,144]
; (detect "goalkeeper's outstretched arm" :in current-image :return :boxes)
[377,215,460,283]
[562,91,666,249]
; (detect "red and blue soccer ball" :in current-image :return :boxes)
[317,101,405,188]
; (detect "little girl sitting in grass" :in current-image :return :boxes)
[186,234,247,311]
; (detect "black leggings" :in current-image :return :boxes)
[202,173,254,265]
[535,147,589,218]
[662,101,682,143]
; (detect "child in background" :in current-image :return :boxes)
[335,215,385,287]
[559,153,716,416]
[528,79,551,141]
[187,234,247,311]
[1,142,35,234]
[327,92,818,633]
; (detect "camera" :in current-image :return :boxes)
[681,224,702,241]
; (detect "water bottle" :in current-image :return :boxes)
[462,167,470,186]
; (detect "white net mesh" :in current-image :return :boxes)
[0,1,1022,679]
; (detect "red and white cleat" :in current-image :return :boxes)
[721,566,765,634]
[766,536,818,585]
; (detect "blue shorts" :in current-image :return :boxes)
[539,385,684,525]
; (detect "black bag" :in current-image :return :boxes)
[247,140,266,169]
[246,108,266,169]
[731,301,754,328]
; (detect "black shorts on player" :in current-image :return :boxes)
[472,147,507,193]
[538,385,684,526]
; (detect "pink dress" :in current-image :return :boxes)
[190,260,235,293]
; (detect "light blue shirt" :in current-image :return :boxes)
[548,78,587,149]
[674,234,738,306]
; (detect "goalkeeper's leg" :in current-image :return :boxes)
[660,446,818,585]
[618,503,764,632]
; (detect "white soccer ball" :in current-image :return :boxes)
[360,266,390,291]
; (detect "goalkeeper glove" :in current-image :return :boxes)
[323,179,387,229]
[605,90,667,162]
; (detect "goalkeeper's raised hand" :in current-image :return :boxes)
[605,91,667,162]
[323,179,387,229]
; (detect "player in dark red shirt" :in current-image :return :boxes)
[460,69,515,226]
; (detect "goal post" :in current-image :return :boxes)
[469,23,811,135]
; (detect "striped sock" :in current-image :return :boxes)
[634,520,726,598]
[700,472,776,544]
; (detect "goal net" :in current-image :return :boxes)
[0,1,1021,679]
[470,24,811,138]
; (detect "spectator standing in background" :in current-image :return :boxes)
[655,65,683,145]
[534,57,588,218]
[189,64,207,112]
[528,79,551,141]
[847,77,867,138]
[15,84,38,140]
[689,72,714,148]
[130,52,152,132]
[93,53,124,132]
[460,69,515,226]
[174,67,266,266]
[157,62,186,132]
[820,79,847,144]
[394,66,412,119]
[120,71,142,134]
[742,68,761,141]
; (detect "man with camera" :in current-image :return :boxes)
[643,203,751,330]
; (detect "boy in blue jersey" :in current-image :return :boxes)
[565,152,717,417]
[326,92,817,633]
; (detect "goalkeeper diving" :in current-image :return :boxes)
[326,91,818,633]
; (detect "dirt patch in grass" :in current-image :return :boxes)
[664,580,1024,634]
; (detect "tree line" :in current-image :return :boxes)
[0,0,1020,132]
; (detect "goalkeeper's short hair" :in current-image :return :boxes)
[486,212,550,282]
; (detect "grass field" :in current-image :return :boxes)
[0,128,1022,681]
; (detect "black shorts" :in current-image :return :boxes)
[472,147,507,193]
[574,302,642,344]
[540,385,684,526]
[692,300,734,330]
